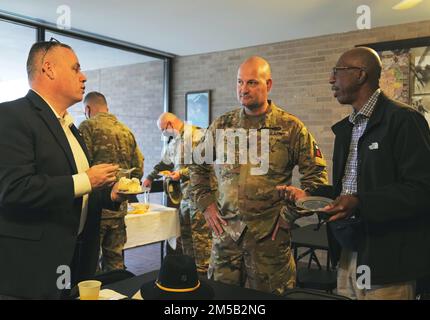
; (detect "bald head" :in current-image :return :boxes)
[238,56,272,80]
[157,112,183,131]
[237,56,273,115]
[339,47,382,87]
[330,47,383,109]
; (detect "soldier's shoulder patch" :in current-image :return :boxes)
[313,141,323,158]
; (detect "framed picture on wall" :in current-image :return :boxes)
[412,95,430,126]
[413,47,430,95]
[185,90,211,128]
[379,51,410,104]
[359,37,430,126]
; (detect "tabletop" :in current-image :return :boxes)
[124,203,180,249]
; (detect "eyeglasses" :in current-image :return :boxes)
[41,37,62,66]
[331,66,365,77]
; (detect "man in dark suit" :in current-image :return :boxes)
[0,39,123,299]
[280,47,430,299]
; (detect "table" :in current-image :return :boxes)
[124,203,180,249]
[124,203,180,262]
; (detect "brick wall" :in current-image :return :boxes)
[171,20,430,189]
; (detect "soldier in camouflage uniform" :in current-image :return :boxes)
[143,112,213,274]
[79,91,144,272]
[189,56,328,295]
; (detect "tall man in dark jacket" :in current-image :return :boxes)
[0,40,123,299]
[282,47,430,299]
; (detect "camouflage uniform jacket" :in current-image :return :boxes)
[189,101,328,241]
[79,112,144,218]
[146,124,204,201]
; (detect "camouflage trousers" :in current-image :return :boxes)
[177,201,194,259]
[97,217,127,273]
[177,200,212,274]
[191,209,212,274]
[208,227,296,295]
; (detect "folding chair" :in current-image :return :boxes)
[291,224,337,293]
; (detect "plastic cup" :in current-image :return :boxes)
[78,280,102,300]
[143,190,150,206]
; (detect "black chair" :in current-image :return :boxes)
[292,224,337,293]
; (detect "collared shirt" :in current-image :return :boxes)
[31,89,92,235]
[341,89,381,195]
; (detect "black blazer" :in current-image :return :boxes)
[0,90,113,299]
[315,93,430,285]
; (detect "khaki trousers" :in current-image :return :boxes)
[337,249,416,300]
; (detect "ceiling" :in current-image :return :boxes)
[1,0,430,56]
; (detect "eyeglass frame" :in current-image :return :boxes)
[331,66,366,77]
[40,37,62,67]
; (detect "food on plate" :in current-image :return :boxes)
[118,177,142,193]
[128,203,150,214]
[159,170,171,177]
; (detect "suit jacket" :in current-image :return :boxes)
[0,90,114,299]
[314,93,430,285]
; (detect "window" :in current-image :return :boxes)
[0,20,36,102]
